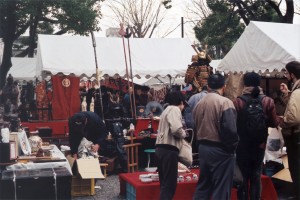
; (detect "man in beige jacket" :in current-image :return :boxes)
[279,61,300,199]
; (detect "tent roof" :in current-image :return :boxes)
[8,57,37,81]
[217,21,300,73]
[36,34,195,78]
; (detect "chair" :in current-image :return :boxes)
[123,143,141,173]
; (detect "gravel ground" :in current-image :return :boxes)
[72,174,125,200]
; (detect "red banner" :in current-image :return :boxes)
[51,75,80,120]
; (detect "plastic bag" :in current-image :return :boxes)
[267,127,284,151]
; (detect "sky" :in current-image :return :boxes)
[95,0,197,42]
[94,0,300,43]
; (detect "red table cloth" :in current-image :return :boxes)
[119,169,277,200]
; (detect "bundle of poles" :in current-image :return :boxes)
[90,24,137,121]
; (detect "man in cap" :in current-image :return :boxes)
[68,111,108,159]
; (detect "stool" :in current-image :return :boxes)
[144,149,156,172]
[100,163,109,178]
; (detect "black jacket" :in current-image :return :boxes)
[69,111,108,155]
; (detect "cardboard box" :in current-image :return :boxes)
[272,154,292,182]
[76,158,104,179]
[272,168,292,182]
[67,157,104,196]
[71,176,95,196]
[281,154,289,168]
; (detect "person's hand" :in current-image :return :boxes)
[72,154,78,160]
[92,144,100,152]
[280,83,289,96]
[278,116,284,126]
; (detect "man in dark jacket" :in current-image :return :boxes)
[193,73,239,199]
[234,72,279,200]
[68,111,108,159]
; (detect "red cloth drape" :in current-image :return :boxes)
[51,75,80,120]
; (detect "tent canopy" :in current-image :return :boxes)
[8,57,37,81]
[218,21,300,73]
[36,34,195,79]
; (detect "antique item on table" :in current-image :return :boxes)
[44,149,52,157]
[28,135,43,153]
[18,130,31,155]
[1,128,10,143]
[36,148,44,157]
[140,177,152,183]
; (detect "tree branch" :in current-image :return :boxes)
[265,0,283,19]
[40,16,59,24]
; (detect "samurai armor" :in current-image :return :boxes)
[185,65,199,84]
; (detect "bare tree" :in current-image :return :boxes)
[185,0,211,27]
[105,0,167,38]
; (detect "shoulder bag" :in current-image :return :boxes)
[178,128,193,167]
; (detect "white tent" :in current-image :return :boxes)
[36,34,195,79]
[8,57,37,81]
[218,21,300,73]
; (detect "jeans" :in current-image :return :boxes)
[237,148,265,200]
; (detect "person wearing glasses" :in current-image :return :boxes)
[279,61,300,199]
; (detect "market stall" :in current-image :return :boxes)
[217,21,300,99]
[35,34,194,120]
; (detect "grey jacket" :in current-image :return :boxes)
[155,105,186,150]
[193,92,239,152]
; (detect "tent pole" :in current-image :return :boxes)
[90,31,105,121]
[119,24,134,119]
[126,27,137,119]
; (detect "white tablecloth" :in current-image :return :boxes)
[6,145,72,175]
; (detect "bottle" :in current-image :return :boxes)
[108,132,112,140]
[129,123,135,131]
[148,120,152,129]
[90,97,94,112]
[81,96,87,111]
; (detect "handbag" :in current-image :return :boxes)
[178,128,193,167]
[267,127,284,151]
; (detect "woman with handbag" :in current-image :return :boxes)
[155,91,188,200]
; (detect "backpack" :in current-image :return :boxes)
[238,95,267,145]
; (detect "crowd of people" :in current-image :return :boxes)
[153,61,300,200]
[2,60,299,200]
[67,60,300,200]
